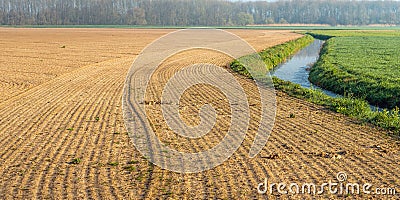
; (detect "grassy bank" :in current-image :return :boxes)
[230,34,400,135]
[308,33,400,109]
[231,35,314,78]
[274,78,400,134]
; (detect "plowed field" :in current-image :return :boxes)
[0,28,398,199]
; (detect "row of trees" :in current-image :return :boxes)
[1,0,400,26]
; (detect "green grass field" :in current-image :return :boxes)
[308,31,400,109]
[306,30,400,40]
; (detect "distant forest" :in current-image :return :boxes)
[1,0,400,26]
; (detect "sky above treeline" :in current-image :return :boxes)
[229,0,277,1]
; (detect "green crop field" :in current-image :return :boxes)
[309,31,400,109]
[306,30,400,38]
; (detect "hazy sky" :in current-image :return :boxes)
[229,0,277,1]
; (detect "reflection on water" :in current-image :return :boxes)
[271,39,337,97]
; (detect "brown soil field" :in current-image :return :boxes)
[0,28,399,199]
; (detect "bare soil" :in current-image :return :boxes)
[0,28,398,199]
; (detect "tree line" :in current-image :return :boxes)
[1,0,399,26]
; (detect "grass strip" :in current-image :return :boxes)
[274,77,400,134]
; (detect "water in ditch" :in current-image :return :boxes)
[271,39,338,97]
[271,39,382,111]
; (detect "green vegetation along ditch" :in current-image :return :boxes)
[231,34,315,78]
[230,33,400,135]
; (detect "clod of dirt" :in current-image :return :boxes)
[262,153,281,159]
[336,150,347,155]
[370,144,382,149]
[332,155,342,160]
